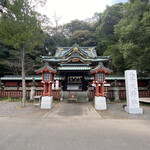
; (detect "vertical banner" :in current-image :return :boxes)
[56,80,59,90]
[52,83,54,90]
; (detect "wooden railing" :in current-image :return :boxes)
[0,90,149,100]
[108,90,150,99]
[0,90,60,100]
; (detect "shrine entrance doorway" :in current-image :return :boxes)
[62,72,88,91]
[61,72,88,102]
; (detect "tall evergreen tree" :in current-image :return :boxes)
[0,0,45,106]
[115,0,150,75]
[95,3,124,55]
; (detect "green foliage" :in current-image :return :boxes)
[0,0,46,76]
[0,0,46,106]
[115,0,150,75]
[0,0,150,77]
[65,19,93,35]
[104,44,127,74]
[69,30,95,46]
[95,3,124,55]
[0,0,45,49]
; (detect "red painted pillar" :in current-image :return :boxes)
[49,83,52,96]
[43,83,47,96]
[95,73,99,96]
[89,90,91,100]
[95,83,99,96]
[101,83,104,96]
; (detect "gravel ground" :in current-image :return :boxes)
[96,102,150,120]
[0,101,49,117]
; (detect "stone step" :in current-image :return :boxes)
[63,91,88,102]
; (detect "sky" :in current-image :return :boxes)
[38,0,128,25]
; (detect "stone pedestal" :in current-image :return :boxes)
[60,90,63,101]
[125,70,143,114]
[95,96,107,110]
[41,96,53,109]
[113,87,120,102]
[125,107,143,114]
[86,91,89,102]
[30,86,35,101]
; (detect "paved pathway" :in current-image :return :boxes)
[0,102,150,150]
[44,102,101,119]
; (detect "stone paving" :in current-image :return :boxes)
[45,102,100,119]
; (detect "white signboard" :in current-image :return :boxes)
[56,80,59,90]
[125,70,143,114]
[52,83,54,90]
[92,84,96,87]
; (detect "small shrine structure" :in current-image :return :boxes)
[36,63,56,109]
[91,62,112,110]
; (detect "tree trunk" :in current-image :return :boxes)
[21,44,26,107]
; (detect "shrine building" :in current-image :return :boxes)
[36,44,111,94]
[1,44,150,101]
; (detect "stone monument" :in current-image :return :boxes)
[60,88,64,101]
[29,78,37,101]
[125,70,143,114]
[112,79,120,102]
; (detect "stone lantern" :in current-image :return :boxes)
[36,63,56,109]
[29,78,37,101]
[91,62,112,110]
[112,79,121,102]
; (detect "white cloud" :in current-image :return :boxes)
[38,0,109,25]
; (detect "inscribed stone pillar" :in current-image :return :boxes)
[113,87,120,102]
[112,80,120,102]
[29,78,37,101]
[30,86,35,101]
[125,70,143,114]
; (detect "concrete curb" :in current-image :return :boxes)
[89,102,102,119]
[42,102,60,118]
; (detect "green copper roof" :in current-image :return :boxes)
[0,75,64,81]
[55,44,97,58]
[41,44,111,63]
[106,76,125,80]
[57,66,91,71]
[35,62,56,73]
[1,75,150,81]
[84,76,150,80]
[54,76,65,80]
[41,56,110,62]
[0,75,42,80]
[62,44,89,57]
[91,62,112,73]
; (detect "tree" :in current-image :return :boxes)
[103,44,127,74]
[114,0,150,75]
[69,30,95,46]
[0,0,45,107]
[65,19,93,36]
[95,3,124,55]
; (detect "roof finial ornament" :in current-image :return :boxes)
[44,62,49,67]
[98,62,104,67]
